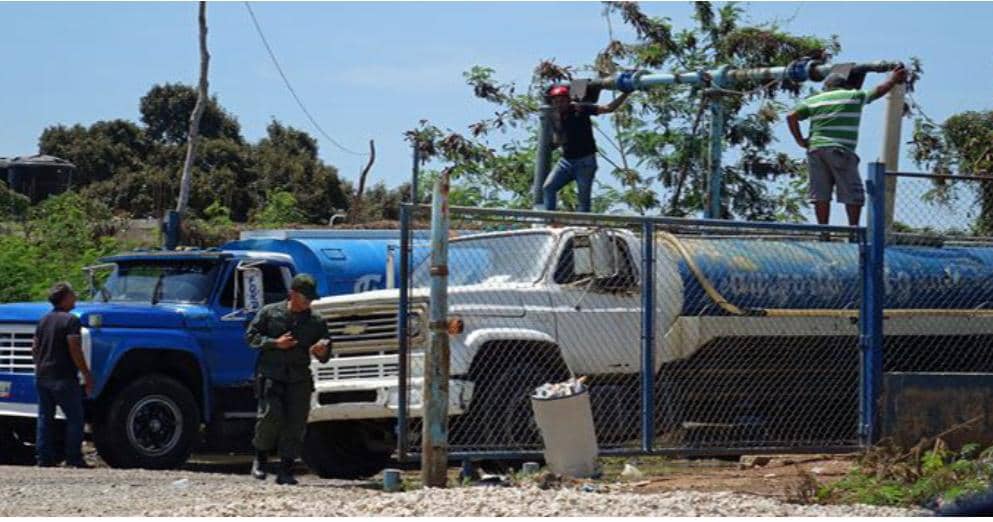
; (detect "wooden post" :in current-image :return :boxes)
[422,170,450,487]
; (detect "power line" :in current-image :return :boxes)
[244,2,368,157]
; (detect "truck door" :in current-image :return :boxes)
[547,232,641,375]
[207,262,292,414]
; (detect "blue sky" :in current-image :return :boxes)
[2,1,992,224]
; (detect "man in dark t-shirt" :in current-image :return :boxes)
[33,282,92,468]
[543,84,630,212]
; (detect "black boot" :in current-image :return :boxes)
[251,451,268,480]
[275,458,298,485]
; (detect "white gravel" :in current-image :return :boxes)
[0,465,927,517]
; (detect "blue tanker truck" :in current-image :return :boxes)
[0,229,428,470]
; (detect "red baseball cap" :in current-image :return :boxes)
[548,85,570,97]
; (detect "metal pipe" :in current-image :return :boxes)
[422,173,450,488]
[418,445,864,461]
[880,83,905,233]
[427,204,860,234]
[640,221,655,452]
[533,105,554,209]
[592,61,901,92]
[397,204,411,461]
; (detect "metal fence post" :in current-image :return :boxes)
[859,161,886,446]
[422,174,450,487]
[411,142,420,204]
[397,204,411,460]
[706,99,723,220]
[641,221,656,452]
[532,106,553,210]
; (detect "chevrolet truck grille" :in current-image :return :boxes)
[319,304,426,354]
[0,325,36,374]
[314,353,400,381]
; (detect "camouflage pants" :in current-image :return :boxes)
[252,377,313,460]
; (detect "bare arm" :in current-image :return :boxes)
[67,335,93,396]
[596,92,631,115]
[67,336,89,376]
[870,65,908,101]
[786,112,808,150]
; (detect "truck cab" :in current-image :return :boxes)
[0,229,417,470]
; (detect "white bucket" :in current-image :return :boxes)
[530,388,598,477]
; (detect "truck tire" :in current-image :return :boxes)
[93,374,199,469]
[302,421,390,479]
[458,350,569,449]
[0,420,35,465]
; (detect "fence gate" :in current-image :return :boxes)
[396,203,868,462]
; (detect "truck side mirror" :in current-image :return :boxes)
[241,267,264,313]
[572,234,594,277]
[590,231,619,279]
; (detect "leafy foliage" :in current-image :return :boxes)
[910,110,993,234]
[0,192,131,303]
[38,84,349,224]
[408,1,843,218]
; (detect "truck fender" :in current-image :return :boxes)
[98,329,213,422]
[452,328,559,376]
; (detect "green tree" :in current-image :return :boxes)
[252,190,307,227]
[139,83,243,145]
[252,121,349,223]
[910,110,993,234]
[38,119,148,186]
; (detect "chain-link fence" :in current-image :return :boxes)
[879,167,993,384]
[396,204,869,459]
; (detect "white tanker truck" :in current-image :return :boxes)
[302,226,993,477]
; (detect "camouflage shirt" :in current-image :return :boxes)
[246,301,330,382]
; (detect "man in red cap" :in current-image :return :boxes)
[543,85,630,212]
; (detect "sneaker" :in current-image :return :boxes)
[65,460,92,469]
[36,461,57,468]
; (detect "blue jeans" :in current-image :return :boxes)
[36,377,84,464]
[543,154,597,212]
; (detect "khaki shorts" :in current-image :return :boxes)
[807,147,865,205]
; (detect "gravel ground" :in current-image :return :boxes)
[0,465,928,517]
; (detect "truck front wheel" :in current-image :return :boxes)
[302,421,390,479]
[93,374,200,469]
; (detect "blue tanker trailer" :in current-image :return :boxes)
[654,234,993,448]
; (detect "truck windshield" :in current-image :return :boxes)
[101,261,221,303]
[412,232,554,287]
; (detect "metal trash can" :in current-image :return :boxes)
[530,387,598,478]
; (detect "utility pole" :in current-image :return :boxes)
[422,170,450,488]
[167,1,209,249]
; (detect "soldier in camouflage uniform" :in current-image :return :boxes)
[246,274,331,485]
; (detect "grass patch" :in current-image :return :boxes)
[815,441,993,508]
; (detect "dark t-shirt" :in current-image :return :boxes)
[555,104,598,160]
[33,310,82,380]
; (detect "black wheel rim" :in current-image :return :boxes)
[126,395,183,457]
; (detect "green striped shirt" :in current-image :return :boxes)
[793,88,880,152]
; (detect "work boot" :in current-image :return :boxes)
[275,458,298,486]
[251,451,268,481]
[65,459,92,469]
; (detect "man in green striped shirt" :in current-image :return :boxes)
[787,65,907,225]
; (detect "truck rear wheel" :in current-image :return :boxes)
[93,374,199,469]
[455,347,569,449]
[302,421,390,479]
